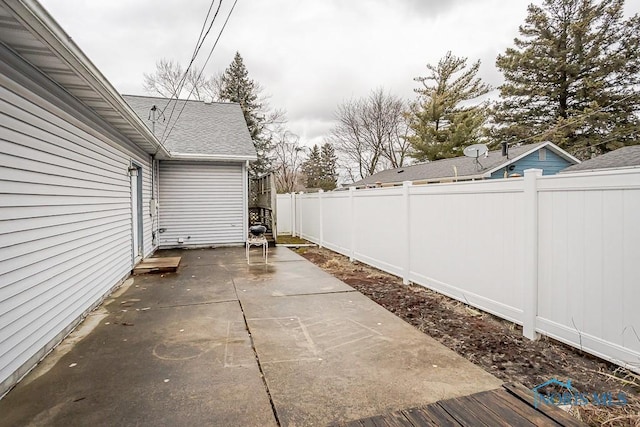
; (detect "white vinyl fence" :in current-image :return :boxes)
[276,194,294,235]
[278,168,640,373]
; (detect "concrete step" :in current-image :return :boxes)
[133,256,181,275]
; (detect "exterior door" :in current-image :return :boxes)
[130,163,143,262]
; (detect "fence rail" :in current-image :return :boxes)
[277,168,640,373]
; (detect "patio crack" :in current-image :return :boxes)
[232,279,281,427]
[153,300,239,309]
[273,289,357,298]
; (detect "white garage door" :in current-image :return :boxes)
[158,161,245,247]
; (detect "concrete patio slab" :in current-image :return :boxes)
[157,245,303,267]
[127,264,238,308]
[239,290,502,426]
[157,247,248,267]
[0,275,275,426]
[0,247,501,427]
[230,260,354,298]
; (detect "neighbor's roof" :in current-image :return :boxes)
[123,95,257,161]
[352,141,579,186]
[561,145,640,173]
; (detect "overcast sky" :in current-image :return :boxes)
[40,0,639,147]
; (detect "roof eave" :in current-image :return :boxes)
[560,165,640,174]
[5,0,170,158]
[541,141,582,164]
[168,152,258,162]
[358,173,487,187]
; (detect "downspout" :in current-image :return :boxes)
[244,161,249,240]
[151,154,157,246]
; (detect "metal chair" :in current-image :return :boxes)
[246,234,268,264]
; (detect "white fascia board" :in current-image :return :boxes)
[358,174,487,187]
[418,174,486,183]
[560,165,640,174]
[169,152,258,162]
[6,0,170,158]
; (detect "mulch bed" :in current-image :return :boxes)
[295,246,640,426]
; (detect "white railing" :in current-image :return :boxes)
[278,168,640,373]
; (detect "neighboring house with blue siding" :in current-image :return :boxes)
[488,144,573,179]
[352,141,579,187]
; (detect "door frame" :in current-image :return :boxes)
[130,161,143,264]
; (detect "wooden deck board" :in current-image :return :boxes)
[133,256,181,275]
[403,405,460,426]
[469,390,539,426]
[337,383,586,427]
[382,411,417,427]
[437,394,512,426]
[490,387,562,426]
[502,383,585,427]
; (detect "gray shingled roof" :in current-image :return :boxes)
[561,145,640,173]
[352,142,562,186]
[122,95,256,159]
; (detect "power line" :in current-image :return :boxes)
[158,2,217,114]
[159,0,222,118]
[192,1,219,62]
[584,129,639,149]
[161,0,240,145]
[159,0,223,141]
[507,91,638,147]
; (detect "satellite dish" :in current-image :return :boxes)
[464,143,489,171]
[463,144,488,158]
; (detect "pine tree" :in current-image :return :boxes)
[302,145,323,189]
[319,143,338,191]
[493,0,640,159]
[219,52,272,176]
[407,52,490,162]
[302,144,338,191]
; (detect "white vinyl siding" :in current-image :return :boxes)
[159,161,245,247]
[0,67,154,394]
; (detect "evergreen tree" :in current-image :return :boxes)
[302,143,338,190]
[319,143,338,191]
[493,0,640,159]
[302,142,338,191]
[302,145,323,189]
[408,51,490,162]
[218,52,272,176]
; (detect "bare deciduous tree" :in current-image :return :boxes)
[272,130,305,193]
[328,88,411,182]
[143,59,217,101]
